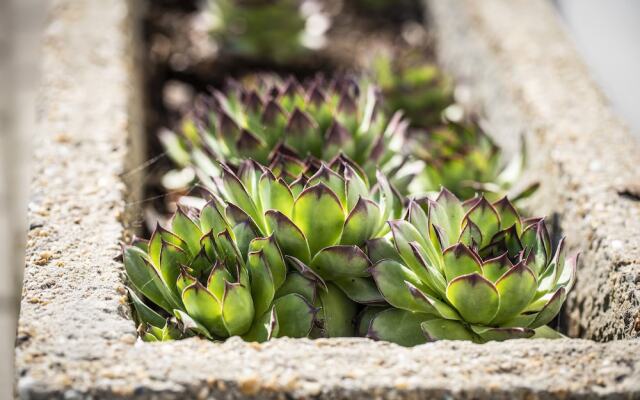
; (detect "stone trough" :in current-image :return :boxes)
[15,0,640,398]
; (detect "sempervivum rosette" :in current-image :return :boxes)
[212,158,404,336]
[161,75,409,191]
[365,189,577,345]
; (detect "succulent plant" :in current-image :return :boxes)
[211,158,404,323]
[209,0,312,64]
[161,75,409,191]
[374,53,453,129]
[123,195,358,342]
[366,189,577,345]
[408,118,537,201]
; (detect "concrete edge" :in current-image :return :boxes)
[426,0,640,341]
[14,0,640,399]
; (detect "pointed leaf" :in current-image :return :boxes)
[273,293,316,338]
[316,283,358,337]
[492,262,537,324]
[222,282,254,336]
[368,309,431,346]
[182,282,226,337]
[442,243,483,282]
[470,325,534,342]
[171,208,203,256]
[128,288,166,327]
[481,253,513,283]
[249,235,287,290]
[421,319,477,342]
[292,183,345,256]
[247,251,275,318]
[446,273,499,325]
[341,198,382,247]
[310,245,371,280]
[463,197,500,248]
[366,237,402,264]
[334,277,385,304]
[123,246,182,313]
[265,210,311,263]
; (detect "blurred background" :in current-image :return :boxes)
[1,0,639,398]
[556,0,640,136]
[0,1,46,398]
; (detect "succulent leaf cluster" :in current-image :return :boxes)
[409,119,536,201]
[366,189,576,345]
[209,0,310,63]
[374,53,453,129]
[214,159,403,314]
[161,75,408,191]
[125,158,405,342]
[124,200,321,342]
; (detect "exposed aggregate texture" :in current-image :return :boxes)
[14,0,640,398]
[428,0,640,341]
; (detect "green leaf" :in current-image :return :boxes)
[182,282,227,337]
[366,238,402,264]
[159,241,189,296]
[123,246,182,313]
[421,319,477,342]
[356,306,385,337]
[188,247,212,280]
[200,198,229,235]
[370,259,440,313]
[148,225,188,269]
[470,325,534,342]
[334,277,385,304]
[492,197,522,234]
[174,309,213,339]
[446,273,499,325]
[442,243,482,282]
[388,220,440,274]
[206,262,233,299]
[232,221,257,260]
[171,208,203,256]
[481,253,513,283]
[492,262,537,324]
[340,198,382,247]
[258,172,295,218]
[128,288,166,327]
[368,309,431,346]
[273,293,316,338]
[275,272,317,303]
[248,235,287,290]
[292,183,345,256]
[531,325,565,339]
[528,287,567,329]
[247,250,275,318]
[221,165,266,233]
[307,164,347,206]
[243,308,278,343]
[222,282,255,336]
[344,164,370,211]
[431,188,465,245]
[310,245,371,280]
[316,283,358,337]
[463,197,500,248]
[265,210,311,263]
[458,219,483,249]
[176,267,197,294]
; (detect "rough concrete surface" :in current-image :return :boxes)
[427,0,640,341]
[13,0,640,399]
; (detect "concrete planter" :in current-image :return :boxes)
[15,0,640,399]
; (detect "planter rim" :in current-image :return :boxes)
[15,0,640,398]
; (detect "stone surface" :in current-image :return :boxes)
[428,0,640,341]
[14,0,640,399]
